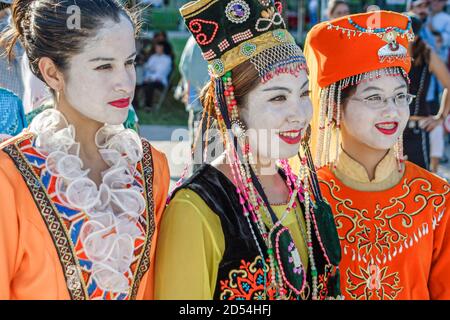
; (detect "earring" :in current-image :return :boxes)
[394,134,404,172]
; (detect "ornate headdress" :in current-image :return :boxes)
[177,0,341,300]
[304,11,414,169]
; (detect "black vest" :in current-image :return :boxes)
[172,164,341,300]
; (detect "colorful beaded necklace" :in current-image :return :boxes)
[218,70,320,299]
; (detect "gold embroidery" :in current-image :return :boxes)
[346,265,402,300]
[321,177,450,259]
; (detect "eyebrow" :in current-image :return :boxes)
[89,52,137,62]
[362,84,407,93]
[262,80,309,93]
[361,86,383,93]
[394,84,408,91]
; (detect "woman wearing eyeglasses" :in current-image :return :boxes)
[303,11,450,299]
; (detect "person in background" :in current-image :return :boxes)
[419,0,450,171]
[0,87,26,141]
[409,0,430,22]
[309,0,319,26]
[403,13,450,172]
[152,31,174,61]
[178,35,209,171]
[143,41,172,110]
[0,0,23,97]
[327,0,350,20]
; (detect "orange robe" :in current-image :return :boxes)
[0,132,170,300]
[318,150,450,300]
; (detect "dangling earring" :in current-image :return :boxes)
[222,71,239,121]
[394,134,404,172]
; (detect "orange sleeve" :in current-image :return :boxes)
[429,194,450,300]
[0,151,21,299]
[142,145,170,300]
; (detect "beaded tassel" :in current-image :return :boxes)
[334,81,342,168]
[324,84,336,167]
[395,134,405,172]
[316,88,329,167]
[300,156,318,299]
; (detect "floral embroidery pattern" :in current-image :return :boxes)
[346,265,402,300]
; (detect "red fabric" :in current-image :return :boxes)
[305,11,412,88]
[318,162,450,300]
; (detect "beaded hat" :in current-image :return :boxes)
[303,11,414,168]
[180,0,307,81]
[305,10,413,89]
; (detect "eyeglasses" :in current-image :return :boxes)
[349,93,416,109]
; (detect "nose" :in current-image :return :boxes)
[114,66,136,96]
[383,97,401,118]
[288,96,313,127]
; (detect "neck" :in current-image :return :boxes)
[254,154,278,177]
[56,97,103,159]
[341,138,389,181]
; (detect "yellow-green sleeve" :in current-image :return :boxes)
[154,188,225,300]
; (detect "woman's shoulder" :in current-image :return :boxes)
[405,161,450,189]
[0,133,36,194]
[317,165,335,181]
[167,187,222,231]
[140,138,169,168]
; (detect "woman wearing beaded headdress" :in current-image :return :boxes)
[155,0,341,300]
[0,0,170,299]
[304,11,450,299]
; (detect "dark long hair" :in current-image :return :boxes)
[407,13,431,67]
[1,0,139,82]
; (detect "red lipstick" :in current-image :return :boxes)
[278,130,302,145]
[109,98,130,109]
[375,122,399,135]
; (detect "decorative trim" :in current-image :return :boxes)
[129,139,155,299]
[232,29,254,44]
[2,133,88,300]
[225,0,251,24]
[203,49,217,60]
[218,39,231,52]
[207,29,297,77]
[180,0,219,19]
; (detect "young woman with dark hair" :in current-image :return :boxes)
[0,0,169,300]
[155,0,342,300]
[305,11,450,300]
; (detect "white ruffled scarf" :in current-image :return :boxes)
[30,109,146,294]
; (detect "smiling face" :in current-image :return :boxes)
[61,16,136,125]
[340,72,410,153]
[239,71,313,161]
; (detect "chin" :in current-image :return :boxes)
[365,139,397,152]
[277,145,300,160]
[101,110,129,125]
